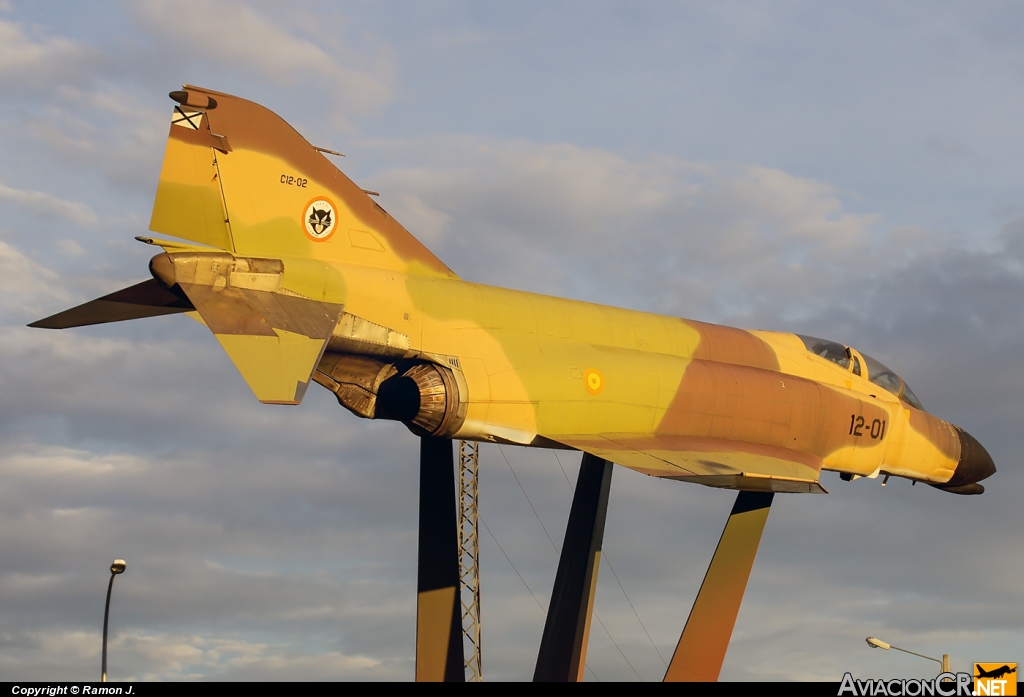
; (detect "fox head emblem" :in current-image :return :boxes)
[308,207,332,235]
[303,199,337,240]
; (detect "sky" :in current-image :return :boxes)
[1,0,1022,682]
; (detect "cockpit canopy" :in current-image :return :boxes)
[797,335,925,411]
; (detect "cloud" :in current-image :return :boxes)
[0,421,424,680]
[20,84,169,191]
[364,137,891,320]
[0,23,167,191]
[55,239,85,257]
[0,239,70,319]
[0,181,98,226]
[0,628,385,681]
[0,6,394,192]
[0,20,99,91]
[1,446,146,478]
[131,0,394,119]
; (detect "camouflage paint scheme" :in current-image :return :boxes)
[33,86,995,496]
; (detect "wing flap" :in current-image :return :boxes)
[29,279,194,329]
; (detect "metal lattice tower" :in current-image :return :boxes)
[458,440,482,681]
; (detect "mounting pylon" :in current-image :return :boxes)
[416,438,464,682]
[534,453,613,682]
[458,440,482,681]
[664,490,774,682]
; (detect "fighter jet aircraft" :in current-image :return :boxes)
[31,87,995,682]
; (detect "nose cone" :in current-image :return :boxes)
[947,426,996,486]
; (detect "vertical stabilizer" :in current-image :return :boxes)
[150,86,457,279]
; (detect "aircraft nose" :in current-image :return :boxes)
[947,426,996,486]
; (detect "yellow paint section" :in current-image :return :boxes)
[340,265,409,338]
[423,321,536,442]
[880,409,959,483]
[150,136,232,250]
[215,330,326,404]
[214,146,412,271]
[350,229,385,251]
[280,257,347,305]
[415,586,456,682]
[411,276,701,442]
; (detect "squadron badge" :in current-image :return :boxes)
[303,197,336,241]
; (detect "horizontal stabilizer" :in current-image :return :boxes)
[184,285,344,404]
[212,331,336,405]
[150,251,345,404]
[28,279,194,329]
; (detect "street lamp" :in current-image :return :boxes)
[102,559,127,683]
[866,636,950,673]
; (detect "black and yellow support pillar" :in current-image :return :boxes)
[416,437,465,682]
[663,490,774,682]
[533,453,613,682]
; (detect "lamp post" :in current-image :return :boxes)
[866,637,950,673]
[102,559,127,682]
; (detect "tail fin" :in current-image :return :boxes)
[34,88,454,406]
[150,86,457,278]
